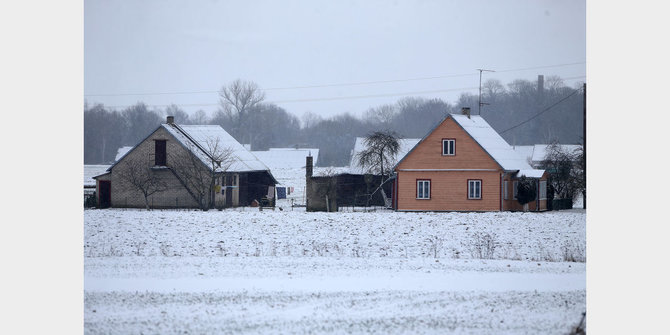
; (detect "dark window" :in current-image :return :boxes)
[442,139,455,155]
[155,140,166,166]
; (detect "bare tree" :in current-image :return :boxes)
[364,104,397,129]
[356,131,400,207]
[191,110,209,125]
[356,131,400,181]
[219,79,265,143]
[300,111,322,129]
[116,156,168,210]
[483,78,506,102]
[168,138,234,210]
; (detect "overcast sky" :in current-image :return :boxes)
[84,0,585,119]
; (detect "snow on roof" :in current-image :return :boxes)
[162,124,270,173]
[517,169,546,178]
[84,165,110,186]
[350,137,421,174]
[512,144,581,166]
[115,146,133,162]
[251,148,319,170]
[449,114,534,171]
[530,144,581,162]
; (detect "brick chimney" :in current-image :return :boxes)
[461,107,471,119]
[306,155,313,177]
[167,115,174,124]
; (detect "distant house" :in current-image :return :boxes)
[513,144,581,169]
[393,109,548,212]
[94,116,277,209]
[251,148,320,170]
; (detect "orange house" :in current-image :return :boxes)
[393,111,548,212]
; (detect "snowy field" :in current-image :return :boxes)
[84,208,585,334]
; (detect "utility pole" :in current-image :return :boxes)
[582,83,586,209]
[477,68,495,115]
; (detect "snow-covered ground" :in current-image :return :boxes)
[84,208,585,334]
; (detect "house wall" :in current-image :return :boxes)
[396,170,501,211]
[395,116,503,211]
[109,126,201,208]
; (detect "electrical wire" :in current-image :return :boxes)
[84,61,585,97]
[498,87,583,135]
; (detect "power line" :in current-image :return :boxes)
[498,87,583,135]
[102,86,481,109]
[97,75,586,110]
[84,61,585,97]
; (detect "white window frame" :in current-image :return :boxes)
[503,180,509,200]
[468,180,482,199]
[539,180,547,200]
[416,180,430,199]
[513,181,518,200]
[442,139,455,156]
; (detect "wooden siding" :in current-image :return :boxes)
[396,117,501,171]
[396,170,501,211]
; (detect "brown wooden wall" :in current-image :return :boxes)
[396,171,502,211]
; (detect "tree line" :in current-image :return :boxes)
[84,76,584,166]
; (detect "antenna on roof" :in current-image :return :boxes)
[477,68,495,116]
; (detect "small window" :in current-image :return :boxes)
[539,180,547,200]
[442,139,455,155]
[155,140,166,166]
[417,180,430,199]
[513,181,518,200]
[503,180,509,200]
[468,180,482,199]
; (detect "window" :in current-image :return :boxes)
[417,180,430,199]
[503,180,509,200]
[539,180,547,200]
[468,180,482,199]
[442,139,455,155]
[513,181,518,200]
[155,140,166,166]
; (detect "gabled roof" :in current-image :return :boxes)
[164,124,271,173]
[395,113,537,172]
[349,137,421,174]
[449,114,533,171]
[107,123,275,182]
